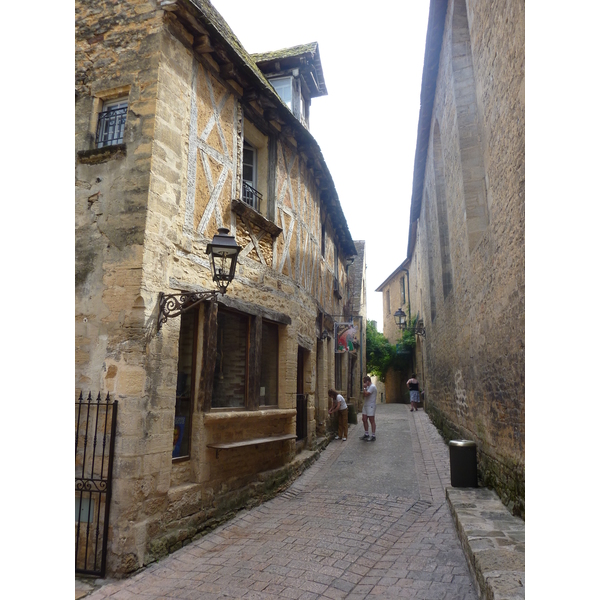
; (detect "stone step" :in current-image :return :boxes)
[447,487,525,600]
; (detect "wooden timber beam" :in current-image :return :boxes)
[194,34,214,53]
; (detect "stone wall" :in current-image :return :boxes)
[408,0,524,516]
[75,0,359,576]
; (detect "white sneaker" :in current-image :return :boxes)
[342,437,347,441]
[334,435,340,440]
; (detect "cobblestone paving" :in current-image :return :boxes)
[85,405,477,599]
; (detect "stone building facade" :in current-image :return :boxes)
[379,0,525,516]
[375,258,425,406]
[75,0,362,576]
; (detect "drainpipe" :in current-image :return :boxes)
[401,268,411,322]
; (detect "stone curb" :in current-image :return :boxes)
[446,487,525,600]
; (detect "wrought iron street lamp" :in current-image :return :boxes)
[158,228,241,330]
[394,308,407,330]
[394,307,426,338]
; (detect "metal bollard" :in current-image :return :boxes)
[449,440,478,487]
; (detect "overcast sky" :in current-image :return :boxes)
[210,0,430,332]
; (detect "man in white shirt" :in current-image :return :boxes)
[361,376,378,441]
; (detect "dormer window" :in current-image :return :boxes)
[253,42,328,132]
[270,77,293,109]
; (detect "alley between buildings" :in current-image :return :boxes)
[79,404,478,599]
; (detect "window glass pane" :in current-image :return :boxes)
[243,144,256,188]
[212,310,247,408]
[260,321,278,406]
[271,78,292,107]
[173,310,195,458]
[243,164,254,182]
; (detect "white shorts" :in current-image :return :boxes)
[362,403,376,417]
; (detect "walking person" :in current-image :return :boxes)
[328,389,348,440]
[361,376,377,441]
[407,373,420,412]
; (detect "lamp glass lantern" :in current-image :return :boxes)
[206,228,241,293]
[394,308,407,330]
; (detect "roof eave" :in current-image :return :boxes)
[406,0,448,258]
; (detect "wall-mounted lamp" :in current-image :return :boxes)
[394,308,426,338]
[158,228,241,330]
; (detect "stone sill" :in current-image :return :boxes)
[204,408,296,424]
[232,198,282,237]
[77,143,127,164]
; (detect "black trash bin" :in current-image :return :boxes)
[449,440,477,487]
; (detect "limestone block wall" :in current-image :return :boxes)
[76,2,357,576]
[411,0,524,515]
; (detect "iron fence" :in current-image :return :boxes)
[75,391,118,577]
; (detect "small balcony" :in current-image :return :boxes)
[242,181,263,213]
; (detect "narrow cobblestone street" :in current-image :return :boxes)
[81,404,478,599]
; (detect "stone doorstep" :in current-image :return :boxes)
[446,487,525,600]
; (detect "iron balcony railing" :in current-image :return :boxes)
[242,181,263,212]
[96,106,127,148]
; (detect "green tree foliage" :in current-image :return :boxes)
[365,319,415,381]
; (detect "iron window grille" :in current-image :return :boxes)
[242,181,263,212]
[96,100,128,148]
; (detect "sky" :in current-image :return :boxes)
[210,0,430,332]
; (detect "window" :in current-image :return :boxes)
[270,77,292,109]
[96,98,128,148]
[321,222,326,257]
[211,309,281,409]
[242,120,268,214]
[260,321,279,406]
[401,278,406,305]
[213,310,248,409]
[173,310,197,459]
[386,290,391,315]
[242,143,262,211]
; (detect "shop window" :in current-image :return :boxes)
[173,309,196,459]
[212,310,249,409]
